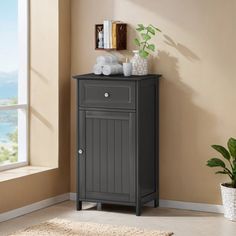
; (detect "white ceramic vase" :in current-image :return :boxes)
[131,50,148,76]
[221,184,236,221]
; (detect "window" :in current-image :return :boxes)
[0,0,28,171]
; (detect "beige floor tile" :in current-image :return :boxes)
[0,201,235,236]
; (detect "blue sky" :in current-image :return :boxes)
[0,0,18,72]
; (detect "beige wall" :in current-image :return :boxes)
[71,0,236,204]
[0,0,71,213]
[30,0,59,167]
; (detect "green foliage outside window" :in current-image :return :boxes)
[0,98,18,165]
[0,129,18,164]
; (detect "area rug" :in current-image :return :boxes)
[8,218,173,236]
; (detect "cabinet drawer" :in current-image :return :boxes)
[79,80,136,109]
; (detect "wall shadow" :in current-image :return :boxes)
[31,67,50,84]
[163,35,200,61]
[155,50,220,202]
[30,107,54,131]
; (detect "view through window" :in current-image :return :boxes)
[0,0,28,171]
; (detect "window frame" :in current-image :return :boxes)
[0,0,29,172]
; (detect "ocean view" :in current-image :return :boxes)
[0,0,19,165]
[0,71,18,99]
[0,122,16,143]
[0,71,18,143]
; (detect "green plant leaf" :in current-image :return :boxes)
[233,160,236,167]
[139,49,149,58]
[206,158,226,168]
[134,38,140,46]
[211,145,231,161]
[232,168,236,175]
[215,170,228,175]
[147,26,155,35]
[228,138,236,158]
[141,33,151,41]
[137,24,145,30]
[147,44,155,52]
[136,27,143,32]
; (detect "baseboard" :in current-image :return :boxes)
[0,193,69,223]
[69,192,76,201]
[69,192,224,214]
[0,192,223,223]
[159,199,224,213]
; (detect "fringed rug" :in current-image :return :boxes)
[9,218,173,236]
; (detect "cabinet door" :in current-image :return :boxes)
[78,110,136,203]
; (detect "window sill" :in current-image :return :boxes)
[0,162,28,172]
[0,166,55,182]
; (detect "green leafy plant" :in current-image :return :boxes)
[0,129,18,164]
[134,24,161,59]
[206,137,236,188]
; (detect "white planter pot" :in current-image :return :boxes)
[221,183,236,221]
[131,50,148,76]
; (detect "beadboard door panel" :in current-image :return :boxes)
[79,110,136,203]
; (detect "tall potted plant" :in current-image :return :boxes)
[131,24,161,76]
[206,137,236,221]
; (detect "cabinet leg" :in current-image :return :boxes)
[77,200,82,211]
[136,203,142,216]
[154,199,159,208]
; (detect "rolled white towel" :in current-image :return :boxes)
[93,64,103,75]
[102,64,123,76]
[96,55,118,65]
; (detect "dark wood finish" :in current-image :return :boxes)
[138,80,157,197]
[78,110,86,198]
[78,198,136,206]
[73,73,160,81]
[84,111,135,202]
[95,23,127,50]
[115,23,127,50]
[77,200,82,210]
[79,80,136,110]
[73,74,161,216]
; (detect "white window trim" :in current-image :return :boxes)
[0,0,29,172]
[0,104,27,111]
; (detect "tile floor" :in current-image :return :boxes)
[0,201,235,236]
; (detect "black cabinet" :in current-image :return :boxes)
[73,74,161,216]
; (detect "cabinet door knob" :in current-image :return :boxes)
[78,149,83,155]
[104,92,110,98]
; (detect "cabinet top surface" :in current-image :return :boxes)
[72,73,162,81]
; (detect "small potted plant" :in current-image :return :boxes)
[132,24,161,76]
[206,137,236,221]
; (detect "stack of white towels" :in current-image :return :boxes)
[93,55,123,76]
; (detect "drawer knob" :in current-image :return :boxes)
[78,149,83,155]
[104,92,110,98]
